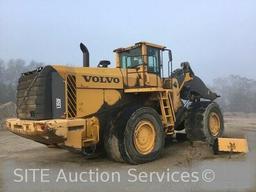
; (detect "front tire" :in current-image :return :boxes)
[185,102,224,145]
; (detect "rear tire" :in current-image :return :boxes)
[185,102,224,145]
[104,106,165,164]
[104,106,140,162]
[104,113,125,162]
[122,107,165,164]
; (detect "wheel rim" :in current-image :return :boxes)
[209,112,221,136]
[133,120,156,155]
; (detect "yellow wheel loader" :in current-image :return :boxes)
[6,41,246,164]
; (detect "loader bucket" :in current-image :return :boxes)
[213,138,249,153]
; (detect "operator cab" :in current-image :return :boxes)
[114,42,166,76]
[114,42,172,88]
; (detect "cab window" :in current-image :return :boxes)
[120,47,143,69]
[147,47,160,74]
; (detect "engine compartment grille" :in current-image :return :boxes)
[67,75,77,118]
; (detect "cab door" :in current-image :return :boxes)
[143,45,162,87]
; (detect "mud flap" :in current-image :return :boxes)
[212,138,249,154]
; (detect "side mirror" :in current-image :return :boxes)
[168,50,173,62]
[164,48,173,77]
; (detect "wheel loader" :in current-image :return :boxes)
[6,41,248,164]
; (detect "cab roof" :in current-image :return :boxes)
[113,41,166,53]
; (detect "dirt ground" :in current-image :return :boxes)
[0,113,255,192]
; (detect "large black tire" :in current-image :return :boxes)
[103,110,126,162]
[104,106,140,162]
[185,101,224,145]
[123,107,165,164]
[104,107,165,164]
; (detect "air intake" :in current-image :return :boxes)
[67,75,77,118]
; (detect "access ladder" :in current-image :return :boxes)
[159,90,176,135]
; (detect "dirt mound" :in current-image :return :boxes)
[0,102,16,129]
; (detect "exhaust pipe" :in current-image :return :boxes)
[80,43,90,67]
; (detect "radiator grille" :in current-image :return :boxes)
[67,75,77,118]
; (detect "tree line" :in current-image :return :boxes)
[0,58,255,113]
[211,75,256,113]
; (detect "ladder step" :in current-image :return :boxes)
[165,123,174,127]
[164,106,170,108]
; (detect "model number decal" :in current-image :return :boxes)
[83,75,120,83]
[56,98,62,109]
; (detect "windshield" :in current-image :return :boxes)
[119,47,143,69]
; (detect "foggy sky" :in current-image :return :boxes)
[0,0,256,83]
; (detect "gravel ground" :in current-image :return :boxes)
[0,113,255,192]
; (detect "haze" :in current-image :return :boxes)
[1,0,256,83]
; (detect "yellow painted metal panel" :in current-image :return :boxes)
[6,117,100,150]
[217,138,249,153]
[76,89,104,117]
[65,128,83,149]
[52,65,124,89]
[104,90,121,105]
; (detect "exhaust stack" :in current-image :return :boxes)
[80,43,90,67]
